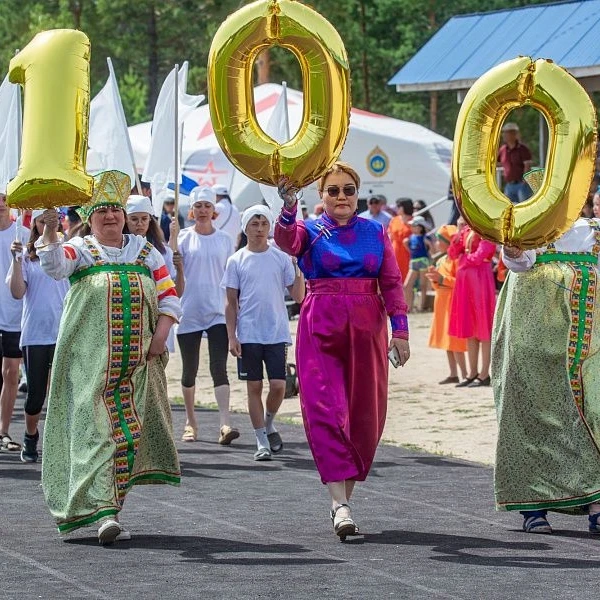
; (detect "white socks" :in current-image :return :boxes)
[214,385,230,427]
[265,411,277,434]
[254,427,269,450]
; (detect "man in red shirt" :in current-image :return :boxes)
[497,122,533,203]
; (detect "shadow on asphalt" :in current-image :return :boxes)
[401,456,481,469]
[180,460,281,475]
[64,534,344,565]
[176,442,308,453]
[348,529,600,568]
[0,466,40,480]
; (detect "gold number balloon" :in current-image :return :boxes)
[7,29,94,209]
[452,56,597,249]
[208,0,351,189]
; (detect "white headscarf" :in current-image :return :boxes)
[241,204,274,233]
[125,195,154,215]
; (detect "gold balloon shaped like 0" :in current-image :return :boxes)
[8,29,93,209]
[208,0,351,189]
[452,56,597,249]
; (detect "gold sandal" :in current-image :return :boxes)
[181,424,197,442]
[331,504,359,541]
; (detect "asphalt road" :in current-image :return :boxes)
[2,399,600,600]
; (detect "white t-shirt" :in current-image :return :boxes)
[222,245,295,344]
[214,200,242,246]
[7,258,69,346]
[0,223,28,331]
[177,227,234,334]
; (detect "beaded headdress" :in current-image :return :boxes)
[77,170,131,223]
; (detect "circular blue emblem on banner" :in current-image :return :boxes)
[367,146,389,177]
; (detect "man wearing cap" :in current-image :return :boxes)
[497,122,533,204]
[358,194,392,226]
[212,184,242,249]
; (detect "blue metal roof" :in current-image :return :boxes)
[388,0,600,91]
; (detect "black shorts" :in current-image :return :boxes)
[237,343,286,382]
[0,330,22,359]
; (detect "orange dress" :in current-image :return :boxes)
[428,254,467,352]
[388,216,411,280]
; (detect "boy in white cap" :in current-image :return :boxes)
[223,205,305,460]
[212,184,242,249]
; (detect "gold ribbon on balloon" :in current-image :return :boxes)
[207,0,351,189]
[452,56,597,249]
[7,29,93,209]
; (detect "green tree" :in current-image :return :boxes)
[0,0,585,152]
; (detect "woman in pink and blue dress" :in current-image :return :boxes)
[275,162,410,540]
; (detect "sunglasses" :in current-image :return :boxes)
[325,185,357,197]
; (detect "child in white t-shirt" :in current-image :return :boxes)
[8,210,69,462]
[223,205,304,461]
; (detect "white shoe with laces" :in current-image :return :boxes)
[97,519,122,545]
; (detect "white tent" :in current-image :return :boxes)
[128,83,453,220]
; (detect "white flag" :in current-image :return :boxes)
[259,82,291,215]
[142,62,204,216]
[88,58,136,187]
[0,74,21,194]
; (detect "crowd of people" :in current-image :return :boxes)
[2,143,600,543]
[0,162,412,543]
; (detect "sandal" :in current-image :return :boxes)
[589,512,600,535]
[455,376,477,388]
[330,503,359,541]
[267,431,283,454]
[0,433,21,452]
[181,424,197,442]
[521,510,552,534]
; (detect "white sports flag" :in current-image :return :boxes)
[88,58,136,187]
[142,62,204,216]
[259,82,291,216]
[0,73,21,194]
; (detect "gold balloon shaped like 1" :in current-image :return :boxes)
[7,29,94,209]
[208,0,351,189]
[452,56,597,249]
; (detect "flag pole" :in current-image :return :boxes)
[15,48,22,242]
[107,58,143,196]
[171,64,180,252]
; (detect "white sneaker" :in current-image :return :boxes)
[98,519,121,545]
[253,447,272,461]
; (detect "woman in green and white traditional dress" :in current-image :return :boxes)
[493,171,600,535]
[37,171,182,544]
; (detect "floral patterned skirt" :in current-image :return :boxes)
[492,261,600,513]
[41,266,180,534]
